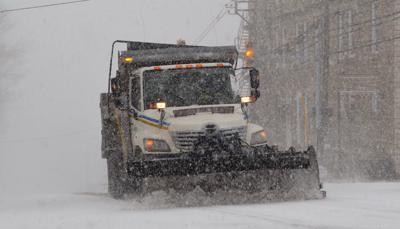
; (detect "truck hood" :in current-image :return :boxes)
[140,104,247,132]
[168,112,247,132]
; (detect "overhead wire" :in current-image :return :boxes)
[263,0,396,56]
[194,7,227,45]
[262,1,400,59]
[0,0,91,14]
[253,0,400,79]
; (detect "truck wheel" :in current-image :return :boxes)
[107,153,125,199]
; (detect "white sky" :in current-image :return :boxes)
[0,0,240,195]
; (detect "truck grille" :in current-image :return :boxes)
[171,126,247,152]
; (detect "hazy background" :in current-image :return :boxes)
[0,0,240,195]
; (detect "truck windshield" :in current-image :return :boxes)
[143,67,238,109]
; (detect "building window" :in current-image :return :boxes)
[371,0,379,53]
[296,93,302,146]
[275,25,280,67]
[282,27,287,64]
[340,91,378,121]
[337,9,353,59]
[314,23,320,61]
[275,27,280,49]
[296,23,300,59]
[372,92,378,113]
[296,23,305,61]
[337,11,344,60]
[347,10,353,56]
[304,22,308,61]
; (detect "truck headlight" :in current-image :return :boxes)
[241,96,256,104]
[144,138,171,152]
[250,130,268,145]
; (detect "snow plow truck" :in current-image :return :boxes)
[100,40,326,202]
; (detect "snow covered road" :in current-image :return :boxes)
[1,182,399,229]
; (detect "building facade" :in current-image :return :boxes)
[246,0,400,179]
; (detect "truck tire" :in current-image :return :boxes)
[107,153,125,199]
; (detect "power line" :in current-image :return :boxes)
[194,8,227,45]
[0,0,91,14]
[264,6,400,59]
[262,0,398,57]
[194,8,226,44]
[255,7,400,72]
[332,34,400,55]
[259,24,400,76]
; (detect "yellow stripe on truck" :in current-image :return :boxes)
[137,118,169,130]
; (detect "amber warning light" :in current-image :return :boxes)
[123,57,134,63]
[245,48,254,59]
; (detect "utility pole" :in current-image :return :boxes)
[317,0,330,158]
[226,0,252,24]
[226,0,255,56]
[226,0,256,95]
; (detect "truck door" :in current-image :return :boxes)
[130,77,142,110]
[129,77,142,151]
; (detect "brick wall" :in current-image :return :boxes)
[249,0,399,178]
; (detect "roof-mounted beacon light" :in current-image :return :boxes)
[150,101,167,110]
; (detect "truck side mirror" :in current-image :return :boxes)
[251,89,260,99]
[111,78,120,95]
[249,69,260,89]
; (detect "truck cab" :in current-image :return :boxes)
[128,62,266,158]
[103,42,266,162]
